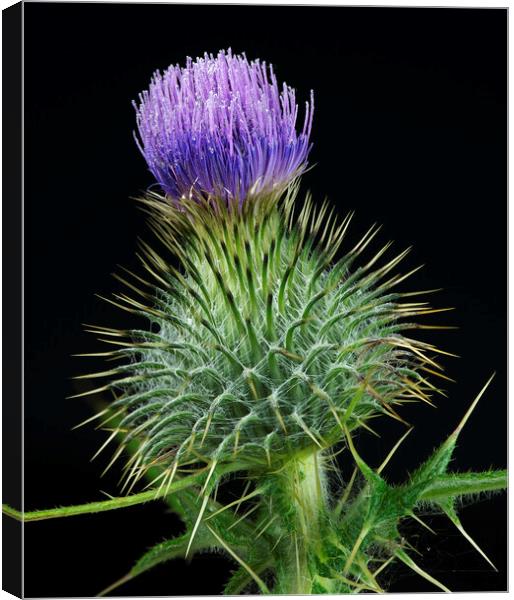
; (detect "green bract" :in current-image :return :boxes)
[76,186,445,493]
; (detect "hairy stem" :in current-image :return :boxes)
[272,451,327,594]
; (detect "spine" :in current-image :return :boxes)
[2,2,23,597]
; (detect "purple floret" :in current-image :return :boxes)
[134,49,314,204]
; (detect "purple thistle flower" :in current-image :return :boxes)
[134,49,314,204]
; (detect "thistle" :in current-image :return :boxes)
[5,49,505,596]
[134,49,313,204]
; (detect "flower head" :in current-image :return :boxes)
[134,49,314,204]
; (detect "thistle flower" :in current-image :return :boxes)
[8,52,503,600]
[134,49,314,204]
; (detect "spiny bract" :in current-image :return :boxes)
[76,185,446,495]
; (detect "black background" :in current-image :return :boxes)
[22,3,506,597]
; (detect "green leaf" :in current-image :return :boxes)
[395,548,450,592]
[223,562,271,595]
[411,374,496,486]
[439,500,497,571]
[419,470,507,503]
[205,523,271,594]
[97,483,270,596]
[2,470,211,522]
[98,529,218,596]
[223,566,255,595]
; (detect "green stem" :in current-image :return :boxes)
[273,450,327,594]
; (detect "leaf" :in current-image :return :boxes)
[223,566,257,595]
[395,548,450,592]
[205,523,271,594]
[2,470,208,522]
[4,452,253,524]
[419,470,507,503]
[440,501,497,571]
[97,483,271,596]
[411,374,495,486]
[98,531,215,596]
[338,392,506,594]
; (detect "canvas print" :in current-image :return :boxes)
[2,3,507,597]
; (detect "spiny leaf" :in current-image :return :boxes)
[1,462,247,523]
[98,534,205,596]
[395,548,450,592]
[205,524,271,594]
[411,373,496,486]
[223,565,260,595]
[419,470,507,503]
[2,472,201,522]
[440,501,497,571]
